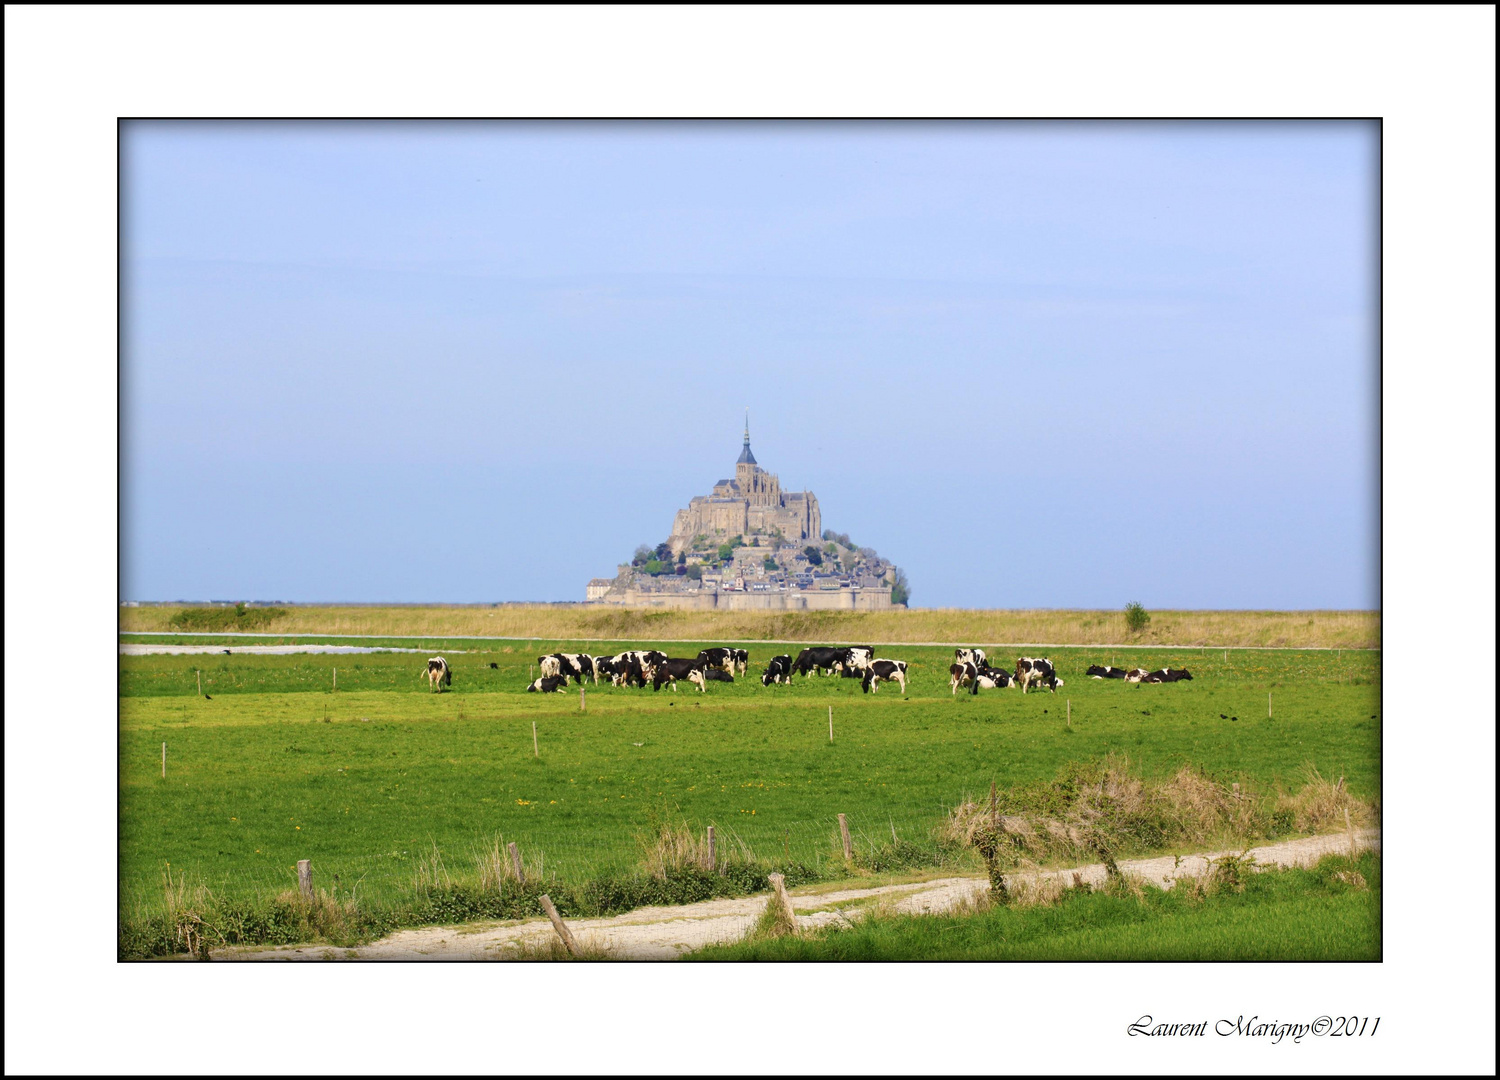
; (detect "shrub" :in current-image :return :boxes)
[167,604,288,632]
[1124,601,1150,634]
[803,546,823,567]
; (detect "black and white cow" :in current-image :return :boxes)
[698,648,737,674]
[954,647,988,670]
[729,648,749,675]
[603,654,650,688]
[793,647,846,677]
[526,675,568,693]
[1087,665,1131,680]
[1141,667,1193,683]
[1015,657,1063,694]
[702,669,734,683]
[538,654,562,679]
[839,646,875,676]
[860,659,909,694]
[1123,668,1151,683]
[949,661,978,694]
[969,666,1014,694]
[651,657,708,693]
[761,655,794,685]
[425,656,452,692]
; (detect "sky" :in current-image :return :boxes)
[121,121,1379,609]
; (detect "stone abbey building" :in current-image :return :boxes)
[587,420,897,610]
[668,422,822,554]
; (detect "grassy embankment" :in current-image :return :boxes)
[690,850,1381,962]
[119,604,1381,650]
[119,639,1379,957]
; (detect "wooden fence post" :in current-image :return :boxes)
[508,841,525,882]
[1268,691,1273,718]
[1066,699,1071,728]
[333,668,337,691]
[297,859,313,902]
[196,670,202,696]
[706,825,716,871]
[161,742,166,779]
[538,894,582,958]
[580,685,586,712]
[838,813,852,861]
[768,872,799,932]
[828,706,833,743]
[532,721,538,758]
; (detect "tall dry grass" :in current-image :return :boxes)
[121,604,1380,649]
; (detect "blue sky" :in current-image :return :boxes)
[121,121,1378,608]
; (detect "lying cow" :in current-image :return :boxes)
[1015,657,1063,694]
[1141,667,1193,683]
[526,675,569,693]
[950,661,978,694]
[970,666,1014,693]
[425,657,452,692]
[793,647,846,677]
[860,659,909,694]
[761,655,793,685]
[703,669,734,683]
[1123,668,1152,683]
[1087,665,1132,679]
[651,657,707,692]
[955,647,988,670]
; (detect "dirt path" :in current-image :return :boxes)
[210,829,1379,962]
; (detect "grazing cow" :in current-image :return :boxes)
[761,655,794,685]
[1015,657,1063,694]
[425,657,452,692]
[860,659,909,694]
[949,661,978,694]
[954,648,988,670]
[698,647,736,674]
[730,648,749,675]
[969,667,1015,694]
[1141,667,1193,683]
[703,669,735,683]
[1087,665,1131,679]
[793,647,846,677]
[651,658,708,692]
[549,653,592,684]
[526,675,568,693]
[538,655,561,679]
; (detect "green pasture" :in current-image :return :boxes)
[690,850,1382,962]
[119,639,1380,916]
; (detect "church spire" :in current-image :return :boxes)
[736,410,756,466]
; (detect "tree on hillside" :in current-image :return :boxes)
[632,544,653,567]
[890,566,911,606]
[803,546,823,566]
[654,542,673,562]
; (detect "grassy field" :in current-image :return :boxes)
[689,850,1381,962]
[120,638,1380,942]
[119,604,1382,650]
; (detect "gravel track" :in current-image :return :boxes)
[209,829,1379,962]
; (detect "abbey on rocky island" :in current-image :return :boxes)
[587,418,904,610]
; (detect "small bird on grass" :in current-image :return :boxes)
[203,694,212,700]
[223,649,231,655]
[489,662,499,669]
[1220,713,1228,719]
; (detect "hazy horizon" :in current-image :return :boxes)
[122,121,1379,609]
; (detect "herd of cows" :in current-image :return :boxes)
[422,648,1194,697]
